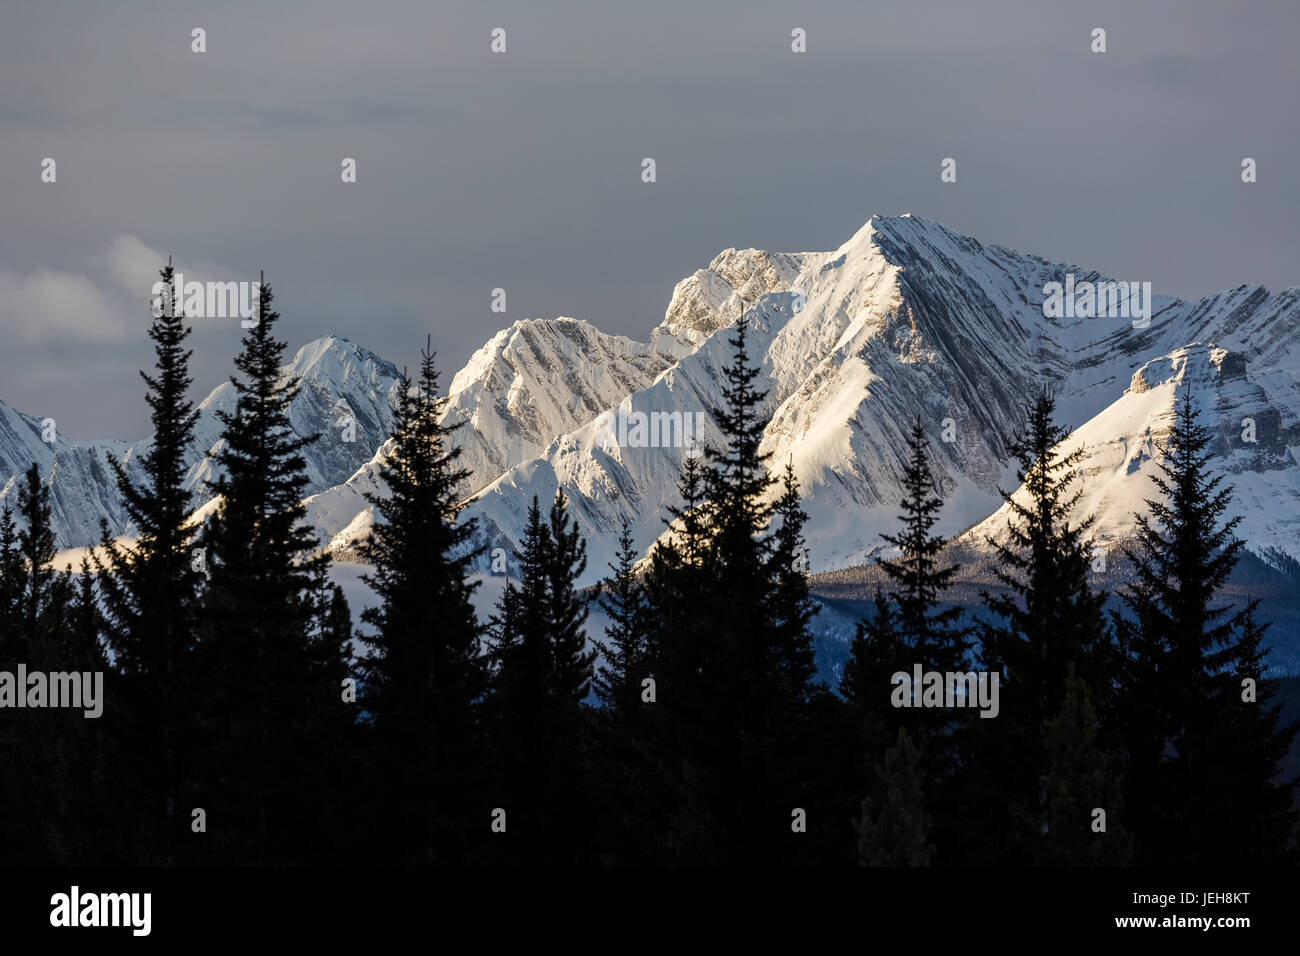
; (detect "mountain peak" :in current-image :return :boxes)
[285,334,400,385]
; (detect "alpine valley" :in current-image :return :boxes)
[5,215,1299,672]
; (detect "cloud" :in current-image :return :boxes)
[104,234,169,299]
[102,235,238,316]
[0,235,250,344]
[0,267,128,342]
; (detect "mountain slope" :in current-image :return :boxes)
[963,342,1300,566]
[11,215,1299,606]
[0,335,404,548]
[319,215,1296,585]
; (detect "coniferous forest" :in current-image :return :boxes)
[1,264,1296,870]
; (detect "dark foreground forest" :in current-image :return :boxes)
[1,267,1295,867]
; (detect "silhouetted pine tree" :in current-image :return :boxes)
[765,461,817,713]
[842,591,904,738]
[0,505,22,864]
[193,278,349,864]
[45,559,122,864]
[357,342,487,864]
[15,465,69,654]
[854,727,933,866]
[642,315,821,864]
[1194,600,1297,862]
[545,491,596,710]
[639,451,716,862]
[762,459,825,862]
[879,418,969,676]
[696,314,785,864]
[542,490,597,859]
[642,452,710,724]
[870,419,975,861]
[1116,387,1294,863]
[1036,665,1132,864]
[0,471,67,864]
[838,591,907,860]
[70,559,104,657]
[843,588,906,741]
[593,519,647,717]
[0,505,23,647]
[978,391,1116,862]
[95,259,203,863]
[489,492,596,862]
[589,519,655,862]
[0,467,109,864]
[488,498,549,853]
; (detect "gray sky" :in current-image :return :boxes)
[2,0,1297,438]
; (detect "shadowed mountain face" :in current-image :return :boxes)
[6,217,1298,619]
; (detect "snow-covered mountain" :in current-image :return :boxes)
[0,336,403,547]
[305,316,681,554]
[320,214,1299,586]
[0,399,142,548]
[7,215,1299,604]
[963,342,1300,563]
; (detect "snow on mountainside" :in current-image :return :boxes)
[180,335,404,501]
[651,247,814,349]
[0,335,403,548]
[306,317,681,554]
[321,214,1295,586]
[6,215,1299,595]
[963,342,1300,563]
[0,399,143,548]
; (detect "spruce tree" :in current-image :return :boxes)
[543,490,597,859]
[1037,664,1132,864]
[48,560,122,864]
[95,259,203,863]
[15,464,69,654]
[642,452,711,721]
[591,519,663,863]
[489,493,595,861]
[545,490,596,710]
[593,519,647,717]
[641,315,820,863]
[639,452,716,862]
[765,461,818,713]
[194,277,348,864]
[70,559,105,659]
[0,469,72,863]
[0,466,94,863]
[854,727,933,866]
[870,418,976,860]
[878,418,968,675]
[697,315,786,863]
[358,342,487,864]
[842,591,905,737]
[1116,387,1293,863]
[979,391,1114,860]
[1193,600,1297,862]
[840,591,906,848]
[0,505,23,645]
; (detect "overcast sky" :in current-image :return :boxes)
[2,0,1297,437]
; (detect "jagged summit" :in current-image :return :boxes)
[4,217,1297,600]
